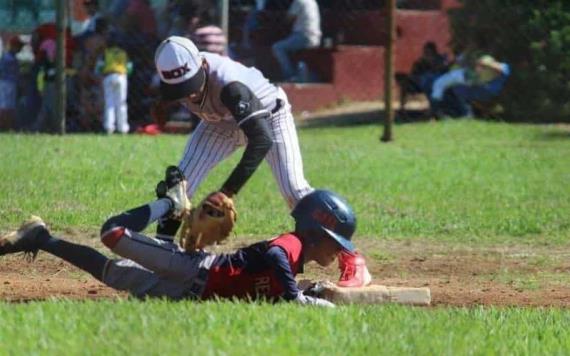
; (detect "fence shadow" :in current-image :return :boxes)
[297,108,433,130]
[535,130,570,141]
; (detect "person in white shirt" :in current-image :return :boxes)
[271,0,321,81]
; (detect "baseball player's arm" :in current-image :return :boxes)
[219,82,273,196]
[264,246,335,307]
[263,246,300,300]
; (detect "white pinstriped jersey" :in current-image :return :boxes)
[177,52,313,208]
[184,52,279,126]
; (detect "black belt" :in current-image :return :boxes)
[186,266,210,299]
[271,99,283,114]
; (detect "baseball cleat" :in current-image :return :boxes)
[0,216,47,260]
[337,250,372,288]
[164,166,185,188]
[165,179,191,219]
[155,166,191,219]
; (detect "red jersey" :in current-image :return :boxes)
[202,233,304,301]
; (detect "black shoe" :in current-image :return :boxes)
[165,166,184,188]
[156,166,185,199]
[0,216,47,260]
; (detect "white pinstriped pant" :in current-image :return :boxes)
[178,91,313,208]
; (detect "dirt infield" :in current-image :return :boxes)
[1,237,569,307]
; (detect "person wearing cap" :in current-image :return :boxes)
[430,54,510,118]
[152,36,372,288]
[0,36,24,131]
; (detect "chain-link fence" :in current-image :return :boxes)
[0,0,567,134]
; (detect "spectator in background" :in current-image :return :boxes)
[396,41,448,115]
[77,18,108,132]
[157,0,201,38]
[77,0,104,38]
[98,34,131,134]
[190,12,227,56]
[410,42,448,97]
[431,55,511,118]
[32,36,58,132]
[239,0,268,52]
[124,0,158,39]
[108,0,131,22]
[271,0,321,81]
[115,5,159,130]
[0,36,24,131]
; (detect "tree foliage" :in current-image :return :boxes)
[448,0,570,121]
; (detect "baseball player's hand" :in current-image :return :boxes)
[179,192,237,251]
[294,292,336,308]
[206,190,234,208]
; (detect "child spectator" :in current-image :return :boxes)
[97,35,131,134]
[0,36,24,131]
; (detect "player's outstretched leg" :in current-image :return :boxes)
[102,198,173,236]
[100,196,210,283]
[0,216,109,281]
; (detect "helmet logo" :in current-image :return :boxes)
[312,210,337,230]
[162,63,190,80]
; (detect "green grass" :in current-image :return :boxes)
[1,120,568,244]
[1,301,569,355]
[1,120,570,354]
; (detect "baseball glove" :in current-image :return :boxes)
[179,192,237,251]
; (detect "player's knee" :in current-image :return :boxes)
[100,217,126,249]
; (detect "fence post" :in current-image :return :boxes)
[220,0,229,54]
[55,0,67,135]
[381,0,396,142]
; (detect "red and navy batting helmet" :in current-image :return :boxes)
[291,190,356,252]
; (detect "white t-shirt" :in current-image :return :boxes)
[288,0,321,44]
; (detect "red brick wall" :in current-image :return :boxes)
[395,10,453,73]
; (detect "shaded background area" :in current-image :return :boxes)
[0,0,568,135]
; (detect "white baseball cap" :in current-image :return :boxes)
[155,36,206,101]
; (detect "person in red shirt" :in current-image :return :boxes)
[0,170,362,307]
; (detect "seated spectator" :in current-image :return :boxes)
[396,41,448,114]
[431,55,511,118]
[0,36,25,131]
[271,0,321,81]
